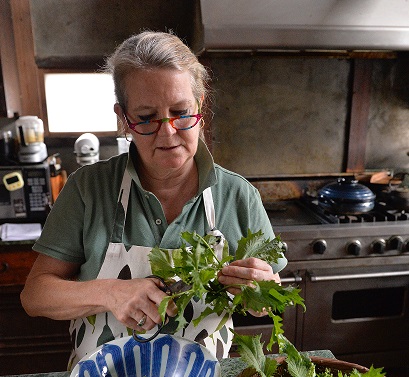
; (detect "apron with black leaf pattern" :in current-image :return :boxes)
[67,169,234,369]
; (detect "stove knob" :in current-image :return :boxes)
[371,239,386,254]
[387,235,403,251]
[312,239,327,254]
[346,240,361,256]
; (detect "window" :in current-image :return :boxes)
[44,73,117,134]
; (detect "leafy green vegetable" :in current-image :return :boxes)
[148,229,302,333]
[149,229,387,377]
[233,330,387,377]
[233,332,278,377]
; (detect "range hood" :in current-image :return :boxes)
[199,0,409,53]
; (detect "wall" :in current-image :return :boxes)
[206,55,409,177]
[366,57,409,171]
[209,57,350,176]
[29,0,201,68]
[3,1,409,177]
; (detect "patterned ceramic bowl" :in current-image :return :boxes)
[70,334,221,377]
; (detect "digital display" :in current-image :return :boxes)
[26,169,44,178]
[6,175,20,184]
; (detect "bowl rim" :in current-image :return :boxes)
[70,333,221,377]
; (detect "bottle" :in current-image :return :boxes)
[0,130,16,165]
[48,153,66,203]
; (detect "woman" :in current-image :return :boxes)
[20,31,287,368]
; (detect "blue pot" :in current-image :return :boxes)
[318,177,376,214]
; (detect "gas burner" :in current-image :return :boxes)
[300,197,409,224]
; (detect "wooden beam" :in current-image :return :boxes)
[0,0,22,117]
[10,0,42,118]
[346,59,373,173]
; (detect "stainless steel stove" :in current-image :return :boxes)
[270,198,409,261]
[264,194,409,374]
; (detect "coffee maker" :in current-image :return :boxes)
[15,116,48,163]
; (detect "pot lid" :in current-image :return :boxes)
[318,177,376,201]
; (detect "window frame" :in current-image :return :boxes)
[38,68,120,138]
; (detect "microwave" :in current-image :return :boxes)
[0,163,51,222]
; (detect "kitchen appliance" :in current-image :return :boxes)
[15,116,48,164]
[74,133,99,166]
[0,162,51,222]
[233,176,409,373]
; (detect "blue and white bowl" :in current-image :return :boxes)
[70,334,221,377]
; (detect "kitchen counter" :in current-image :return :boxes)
[3,350,334,377]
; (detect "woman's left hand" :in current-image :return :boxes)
[217,257,281,317]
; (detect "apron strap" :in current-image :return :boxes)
[109,169,132,242]
[118,170,132,212]
[203,187,216,230]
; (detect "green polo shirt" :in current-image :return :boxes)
[34,139,287,281]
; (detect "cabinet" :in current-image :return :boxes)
[0,244,71,376]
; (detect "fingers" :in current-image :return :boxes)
[147,277,178,316]
[218,257,281,287]
[109,278,177,331]
[218,258,272,283]
[217,257,282,318]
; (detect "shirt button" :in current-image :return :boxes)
[155,218,162,225]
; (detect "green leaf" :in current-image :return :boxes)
[175,291,197,332]
[278,334,315,377]
[222,238,230,261]
[157,295,174,322]
[267,314,284,351]
[362,366,386,377]
[240,280,305,315]
[214,312,230,332]
[232,331,271,377]
[264,358,279,377]
[192,306,215,327]
[236,229,284,264]
[148,246,175,278]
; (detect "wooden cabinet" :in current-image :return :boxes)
[0,244,71,376]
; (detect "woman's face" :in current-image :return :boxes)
[117,68,201,178]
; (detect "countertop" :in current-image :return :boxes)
[3,350,334,377]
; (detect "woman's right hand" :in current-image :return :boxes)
[21,254,177,330]
[108,276,177,331]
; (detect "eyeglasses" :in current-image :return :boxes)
[123,111,203,136]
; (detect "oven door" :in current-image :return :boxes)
[301,262,409,368]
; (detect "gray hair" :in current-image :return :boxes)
[104,31,210,110]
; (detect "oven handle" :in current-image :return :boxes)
[280,271,302,284]
[308,270,409,282]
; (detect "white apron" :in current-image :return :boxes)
[68,169,233,369]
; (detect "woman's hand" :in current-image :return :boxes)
[217,257,281,317]
[108,277,177,331]
[21,254,177,332]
